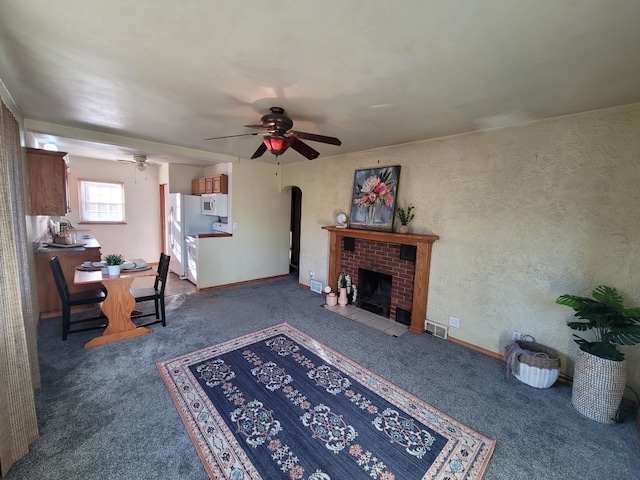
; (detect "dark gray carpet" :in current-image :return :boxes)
[6,275,639,479]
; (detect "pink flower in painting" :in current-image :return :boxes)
[373,181,387,197]
[362,175,380,192]
[354,173,394,208]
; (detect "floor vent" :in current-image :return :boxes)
[425,320,448,339]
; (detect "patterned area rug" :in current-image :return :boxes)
[157,323,495,479]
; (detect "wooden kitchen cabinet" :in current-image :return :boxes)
[26,147,70,216]
[191,174,228,194]
[212,174,228,193]
[205,176,214,193]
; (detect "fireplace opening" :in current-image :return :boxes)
[358,269,392,318]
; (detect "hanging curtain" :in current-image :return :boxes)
[0,98,40,475]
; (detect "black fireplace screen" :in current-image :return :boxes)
[358,268,392,318]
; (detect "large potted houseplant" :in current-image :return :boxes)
[556,285,640,423]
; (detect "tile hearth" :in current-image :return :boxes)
[323,303,409,337]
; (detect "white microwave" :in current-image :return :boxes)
[201,194,228,216]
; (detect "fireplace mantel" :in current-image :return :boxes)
[322,226,439,334]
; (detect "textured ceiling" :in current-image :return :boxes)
[1,0,639,166]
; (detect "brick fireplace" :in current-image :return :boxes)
[343,240,414,321]
[323,227,439,334]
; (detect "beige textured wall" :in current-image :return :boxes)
[197,158,290,287]
[66,156,162,262]
[167,163,204,194]
[281,103,640,390]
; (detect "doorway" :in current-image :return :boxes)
[159,183,167,254]
[290,186,302,274]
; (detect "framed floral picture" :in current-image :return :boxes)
[349,165,401,231]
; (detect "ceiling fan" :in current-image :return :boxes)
[117,154,158,171]
[206,106,341,160]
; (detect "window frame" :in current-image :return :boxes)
[77,179,126,224]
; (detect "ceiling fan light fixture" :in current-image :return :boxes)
[133,154,147,171]
[263,135,292,156]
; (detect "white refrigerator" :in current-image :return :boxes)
[167,194,213,279]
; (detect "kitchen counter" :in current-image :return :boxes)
[35,231,100,252]
[195,232,232,238]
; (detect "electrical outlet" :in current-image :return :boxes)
[448,316,461,328]
[512,331,521,341]
[309,271,314,278]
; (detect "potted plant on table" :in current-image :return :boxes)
[104,253,124,276]
[556,285,640,423]
[395,205,414,233]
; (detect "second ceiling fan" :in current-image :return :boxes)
[206,107,341,160]
[116,154,158,171]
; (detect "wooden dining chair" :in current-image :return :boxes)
[130,253,171,327]
[49,256,108,340]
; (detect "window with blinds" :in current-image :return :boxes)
[78,179,125,223]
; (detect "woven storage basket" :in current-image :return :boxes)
[514,336,561,389]
[571,349,627,424]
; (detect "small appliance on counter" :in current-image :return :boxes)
[211,222,228,233]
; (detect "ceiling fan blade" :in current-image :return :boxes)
[251,142,268,159]
[244,124,269,130]
[291,138,320,160]
[205,133,258,140]
[290,130,342,146]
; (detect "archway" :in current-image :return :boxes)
[289,186,302,274]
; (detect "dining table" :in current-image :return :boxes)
[74,262,157,348]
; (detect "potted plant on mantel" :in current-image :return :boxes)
[104,253,124,276]
[395,205,415,233]
[556,285,640,423]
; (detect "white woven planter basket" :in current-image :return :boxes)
[571,349,627,424]
[513,337,561,389]
[515,362,559,389]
